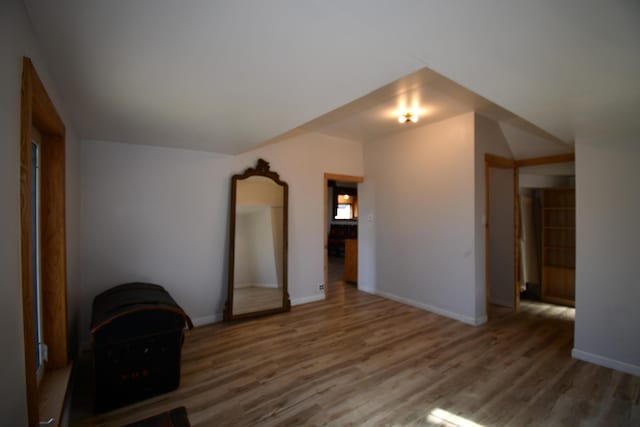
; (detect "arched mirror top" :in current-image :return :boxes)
[225,159,290,321]
[233,158,287,185]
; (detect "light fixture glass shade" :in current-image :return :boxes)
[398,112,418,123]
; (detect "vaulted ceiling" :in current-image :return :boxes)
[23,1,640,155]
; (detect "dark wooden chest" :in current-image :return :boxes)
[90,283,193,412]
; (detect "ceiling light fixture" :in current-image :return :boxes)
[398,112,419,124]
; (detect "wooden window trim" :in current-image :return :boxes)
[20,57,69,427]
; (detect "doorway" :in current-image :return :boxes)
[323,173,363,296]
[518,160,576,306]
[484,153,576,320]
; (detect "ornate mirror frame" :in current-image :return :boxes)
[224,159,290,320]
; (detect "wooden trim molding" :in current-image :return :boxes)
[20,56,38,427]
[20,57,68,427]
[324,173,364,184]
[485,153,515,169]
[515,153,574,168]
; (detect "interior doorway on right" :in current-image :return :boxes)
[326,180,359,289]
[518,161,575,307]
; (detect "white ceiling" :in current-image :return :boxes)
[296,67,568,150]
[23,1,640,155]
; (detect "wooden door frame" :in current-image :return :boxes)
[323,173,364,296]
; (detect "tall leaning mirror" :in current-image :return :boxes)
[224,159,290,320]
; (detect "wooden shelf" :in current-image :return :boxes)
[541,188,576,306]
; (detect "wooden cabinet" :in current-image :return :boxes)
[541,188,575,306]
[343,239,358,283]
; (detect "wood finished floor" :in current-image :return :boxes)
[233,286,284,315]
[71,281,639,427]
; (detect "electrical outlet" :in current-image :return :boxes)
[319,283,325,291]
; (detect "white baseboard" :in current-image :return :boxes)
[358,286,376,295]
[474,315,488,325]
[572,348,640,376]
[375,290,485,326]
[292,294,325,306]
[192,313,223,327]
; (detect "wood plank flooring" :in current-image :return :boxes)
[70,282,639,427]
[233,286,283,315]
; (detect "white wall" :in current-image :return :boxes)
[240,135,363,304]
[79,142,231,336]
[357,180,376,294]
[235,179,284,288]
[236,178,283,206]
[234,208,279,288]
[474,114,514,320]
[79,133,363,344]
[0,0,81,424]
[360,113,480,324]
[573,137,640,376]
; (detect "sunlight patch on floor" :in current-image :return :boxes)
[425,408,484,427]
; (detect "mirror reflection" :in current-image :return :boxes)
[225,159,290,320]
[233,177,284,315]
